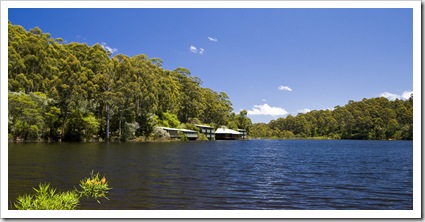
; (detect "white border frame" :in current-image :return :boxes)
[1,1,421,219]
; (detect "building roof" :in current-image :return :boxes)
[195,124,214,129]
[215,127,241,135]
[157,127,197,133]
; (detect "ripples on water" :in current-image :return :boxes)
[9,140,413,210]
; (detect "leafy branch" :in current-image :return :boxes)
[14,171,112,210]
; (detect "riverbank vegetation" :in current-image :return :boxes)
[250,96,413,140]
[8,22,252,142]
[14,171,111,210]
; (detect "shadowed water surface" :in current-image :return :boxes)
[9,140,412,210]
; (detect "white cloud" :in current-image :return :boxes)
[380,92,400,100]
[298,108,311,114]
[380,90,413,101]
[278,85,292,92]
[101,42,118,54]
[190,45,197,53]
[402,91,413,100]
[247,104,288,116]
[105,46,118,54]
[208,36,218,42]
[262,99,267,102]
[190,45,205,55]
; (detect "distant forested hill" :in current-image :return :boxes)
[250,96,413,140]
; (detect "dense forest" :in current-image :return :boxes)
[8,22,412,142]
[250,96,413,140]
[8,22,252,142]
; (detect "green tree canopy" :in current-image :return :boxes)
[8,23,245,141]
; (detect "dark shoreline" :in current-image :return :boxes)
[8,137,412,144]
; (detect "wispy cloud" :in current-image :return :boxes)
[76,35,87,41]
[190,45,197,53]
[380,92,400,101]
[278,85,292,92]
[297,108,311,114]
[379,90,412,100]
[401,91,413,100]
[190,45,204,55]
[101,42,118,54]
[247,104,288,116]
[208,36,218,42]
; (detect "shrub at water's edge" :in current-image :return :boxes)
[14,171,111,210]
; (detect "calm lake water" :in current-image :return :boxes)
[9,140,412,210]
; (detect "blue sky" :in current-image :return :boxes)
[8,7,413,123]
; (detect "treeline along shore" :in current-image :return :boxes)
[8,22,412,142]
[250,96,413,140]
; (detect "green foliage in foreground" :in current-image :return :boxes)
[14,183,79,210]
[78,171,111,202]
[14,171,111,210]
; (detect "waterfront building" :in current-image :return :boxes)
[195,124,215,140]
[157,127,198,140]
[215,126,242,140]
